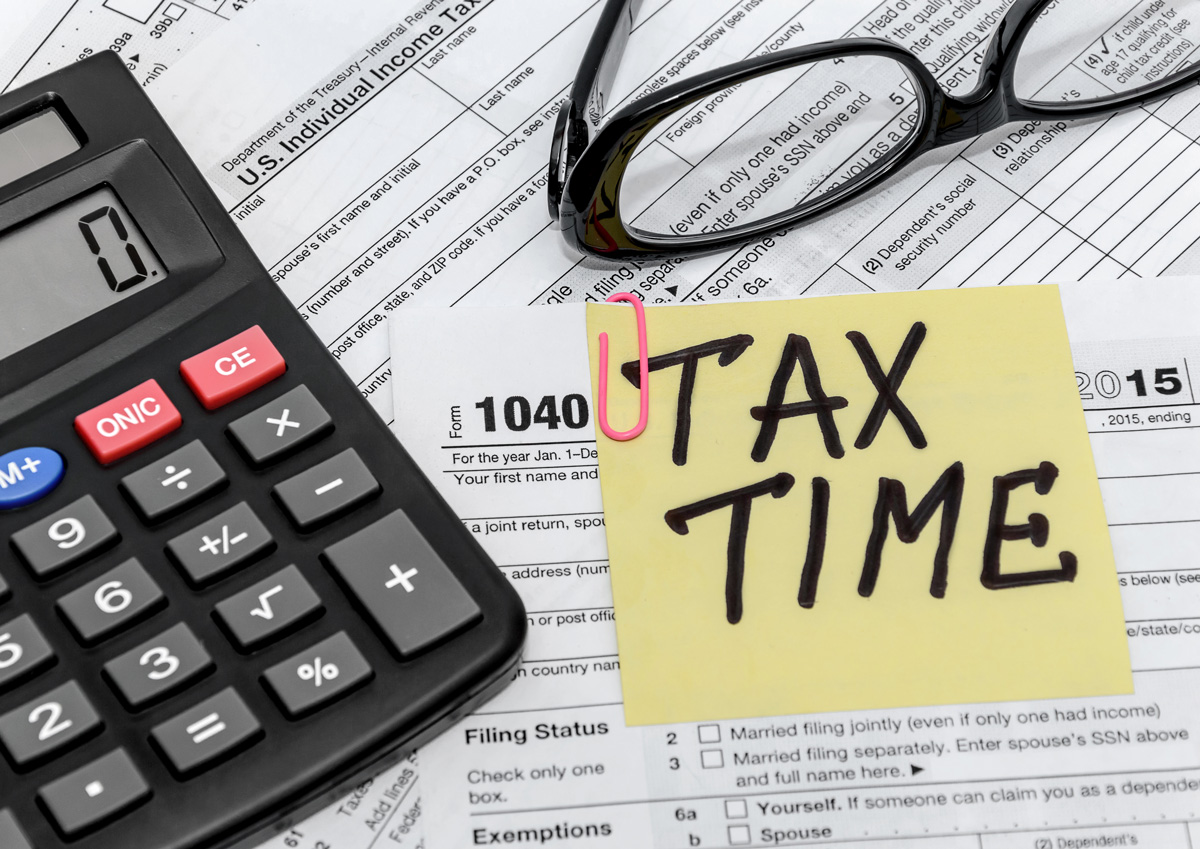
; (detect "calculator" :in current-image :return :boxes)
[0,52,526,849]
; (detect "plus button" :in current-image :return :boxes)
[385,565,418,593]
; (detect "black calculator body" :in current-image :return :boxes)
[0,52,525,849]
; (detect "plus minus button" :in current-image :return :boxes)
[385,565,418,593]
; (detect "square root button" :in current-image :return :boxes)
[323,510,481,658]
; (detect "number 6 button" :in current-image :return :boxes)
[0,681,102,767]
[57,558,166,645]
[103,623,213,709]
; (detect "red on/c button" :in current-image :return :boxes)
[180,325,286,410]
[75,379,183,465]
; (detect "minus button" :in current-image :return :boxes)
[273,449,379,530]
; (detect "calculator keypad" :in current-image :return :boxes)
[262,632,373,719]
[227,384,333,466]
[120,440,227,523]
[0,615,55,692]
[37,749,150,838]
[103,624,213,710]
[150,688,262,778]
[272,449,380,530]
[57,559,166,645]
[325,511,482,658]
[10,495,119,580]
[0,681,102,768]
[0,321,499,847]
[214,564,323,651]
[166,502,274,587]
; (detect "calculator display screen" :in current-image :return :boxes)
[0,186,167,362]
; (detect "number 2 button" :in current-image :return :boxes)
[0,682,102,767]
[57,559,166,645]
[103,623,213,709]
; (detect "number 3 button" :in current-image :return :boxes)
[103,624,213,709]
[57,559,166,645]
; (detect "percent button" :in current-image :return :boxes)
[261,632,372,719]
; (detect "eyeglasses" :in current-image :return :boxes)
[548,0,1200,261]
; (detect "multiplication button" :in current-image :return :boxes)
[38,749,151,838]
[261,632,372,719]
[166,502,274,587]
[324,510,481,657]
[272,449,379,530]
[121,440,227,523]
[150,688,262,778]
[228,385,333,466]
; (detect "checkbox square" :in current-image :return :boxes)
[725,799,748,819]
[701,749,724,769]
[728,824,751,845]
[697,724,721,744]
[164,3,187,19]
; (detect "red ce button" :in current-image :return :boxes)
[181,326,286,410]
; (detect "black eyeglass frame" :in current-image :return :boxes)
[549,0,1200,261]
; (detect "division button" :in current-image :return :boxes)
[0,614,55,692]
[103,623,213,709]
[150,688,263,778]
[272,449,379,531]
[0,681,103,767]
[180,325,286,410]
[324,510,481,657]
[120,440,227,523]
[57,559,166,645]
[0,447,64,510]
[261,631,372,719]
[227,385,333,466]
[214,565,323,651]
[166,502,274,587]
[37,749,151,838]
[0,809,35,849]
[11,495,119,579]
[75,379,182,465]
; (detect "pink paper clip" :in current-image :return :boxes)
[597,292,649,441]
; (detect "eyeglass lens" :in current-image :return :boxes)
[617,0,1199,242]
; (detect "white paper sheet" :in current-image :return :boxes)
[0,0,260,93]
[392,280,1200,848]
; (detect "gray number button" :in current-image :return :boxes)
[0,681,102,767]
[0,614,55,692]
[121,440,227,523]
[103,623,213,709]
[11,495,119,579]
[57,558,165,645]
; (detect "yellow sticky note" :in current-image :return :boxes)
[588,286,1131,726]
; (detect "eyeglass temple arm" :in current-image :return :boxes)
[550,0,643,213]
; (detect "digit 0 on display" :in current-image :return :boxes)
[77,204,152,292]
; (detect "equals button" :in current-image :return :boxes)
[273,449,380,531]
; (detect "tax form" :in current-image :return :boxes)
[140,0,1200,845]
[393,281,1200,848]
[0,0,261,93]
